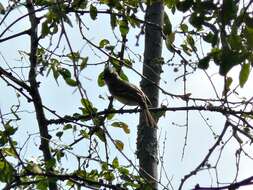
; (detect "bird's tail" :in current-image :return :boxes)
[142,108,157,128]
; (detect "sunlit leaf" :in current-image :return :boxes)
[63,124,72,130]
[97,71,105,87]
[239,63,250,88]
[99,39,110,48]
[111,122,130,134]
[59,68,71,79]
[104,171,115,181]
[119,20,129,36]
[115,139,124,151]
[67,52,80,62]
[80,57,88,70]
[112,157,119,169]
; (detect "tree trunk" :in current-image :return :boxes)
[137,1,164,189]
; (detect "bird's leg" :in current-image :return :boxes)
[119,105,126,110]
[107,96,114,110]
[134,105,140,111]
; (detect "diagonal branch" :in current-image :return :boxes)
[179,121,229,190]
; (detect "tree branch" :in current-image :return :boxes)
[26,1,57,189]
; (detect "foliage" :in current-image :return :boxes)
[0,0,253,190]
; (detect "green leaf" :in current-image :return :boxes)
[219,50,246,75]
[36,178,48,190]
[63,124,72,130]
[101,162,108,171]
[95,128,106,142]
[203,32,218,47]
[49,58,60,80]
[98,71,105,87]
[119,20,129,36]
[123,59,132,67]
[239,63,250,88]
[228,34,242,50]
[111,122,130,134]
[72,0,87,9]
[59,68,71,79]
[220,0,238,25]
[67,52,80,62]
[110,14,117,29]
[81,98,93,108]
[180,23,188,32]
[186,35,195,50]
[90,4,97,20]
[189,12,204,30]
[99,39,110,48]
[163,12,172,35]
[104,171,115,181]
[114,139,124,151]
[80,130,89,138]
[56,150,65,161]
[2,148,16,157]
[5,122,17,136]
[112,157,119,169]
[0,160,15,183]
[65,78,78,86]
[176,0,193,12]
[56,131,63,139]
[41,21,50,38]
[106,108,115,120]
[244,26,253,50]
[80,57,88,70]
[165,32,175,52]
[46,158,56,169]
[118,166,129,175]
[198,55,211,69]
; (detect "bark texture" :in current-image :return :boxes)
[137,1,164,189]
[26,1,57,189]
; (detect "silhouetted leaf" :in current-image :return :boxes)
[163,12,172,35]
[111,122,130,134]
[90,4,97,20]
[0,3,5,14]
[198,55,211,69]
[176,0,193,12]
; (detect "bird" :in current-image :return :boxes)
[103,66,157,128]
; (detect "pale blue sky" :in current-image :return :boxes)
[0,1,253,189]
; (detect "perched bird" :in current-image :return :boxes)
[103,66,157,128]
